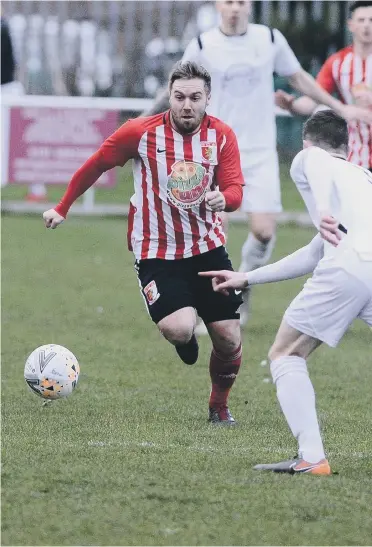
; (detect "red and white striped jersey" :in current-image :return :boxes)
[316,46,372,168]
[55,112,244,260]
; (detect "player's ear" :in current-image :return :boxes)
[303,139,312,149]
[206,93,211,107]
[347,17,354,34]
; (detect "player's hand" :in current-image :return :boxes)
[338,103,372,124]
[199,270,249,296]
[352,87,372,109]
[354,95,372,109]
[275,89,296,111]
[43,209,65,229]
[205,191,226,212]
[319,215,342,247]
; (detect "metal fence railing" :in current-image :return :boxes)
[3,1,350,98]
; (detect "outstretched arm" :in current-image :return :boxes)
[199,234,324,294]
[43,119,141,227]
[246,233,323,285]
[275,90,317,116]
[288,69,372,124]
[275,54,335,117]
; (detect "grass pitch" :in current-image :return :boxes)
[2,215,372,546]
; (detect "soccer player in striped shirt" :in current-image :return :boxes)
[201,110,372,473]
[42,61,245,425]
[276,0,372,170]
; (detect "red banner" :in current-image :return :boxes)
[8,107,118,186]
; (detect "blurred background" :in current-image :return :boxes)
[2,1,349,98]
[2,1,351,152]
[1,0,352,207]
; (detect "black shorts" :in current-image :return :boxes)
[135,246,243,324]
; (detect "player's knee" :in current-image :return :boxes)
[252,229,274,245]
[157,308,196,346]
[209,320,241,354]
[268,344,307,363]
[270,354,308,384]
[268,343,288,362]
[159,322,194,346]
[250,215,276,244]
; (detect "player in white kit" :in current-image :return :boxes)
[200,110,372,474]
[146,0,372,329]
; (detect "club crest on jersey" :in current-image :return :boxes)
[167,160,211,210]
[200,141,217,163]
[143,280,160,305]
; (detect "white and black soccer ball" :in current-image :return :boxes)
[24,344,80,400]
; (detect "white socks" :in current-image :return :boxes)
[271,356,326,463]
[239,233,276,273]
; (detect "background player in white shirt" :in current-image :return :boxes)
[200,110,372,474]
[146,0,372,329]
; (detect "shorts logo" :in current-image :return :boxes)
[143,280,160,305]
[200,141,217,163]
[167,160,211,210]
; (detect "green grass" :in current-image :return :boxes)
[2,216,372,546]
[1,163,306,212]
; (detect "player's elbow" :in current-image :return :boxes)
[223,185,243,213]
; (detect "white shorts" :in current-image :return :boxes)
[240,149,282,214]
[284,260,372,348]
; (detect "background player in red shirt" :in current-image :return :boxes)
[42,61,245,425]
[276,1,372,170]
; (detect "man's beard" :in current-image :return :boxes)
[171,113,203,134]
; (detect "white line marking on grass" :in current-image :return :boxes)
[87,440,371,460]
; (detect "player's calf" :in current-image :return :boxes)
[207,319,242,423]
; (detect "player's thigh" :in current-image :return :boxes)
[240,150,282,215]
[194,247,243,324]
[269,318,322,361]
[284,266,371,349]
[135,258,196,326]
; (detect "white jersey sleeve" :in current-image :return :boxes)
[290,147,335,228]
[247,234,324,285]
[273,29,301,77]
[181,38,202,63]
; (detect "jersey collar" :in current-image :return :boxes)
[218,27,248,38]
[330,153,348,160]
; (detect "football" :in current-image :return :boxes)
[24,344,80,400]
